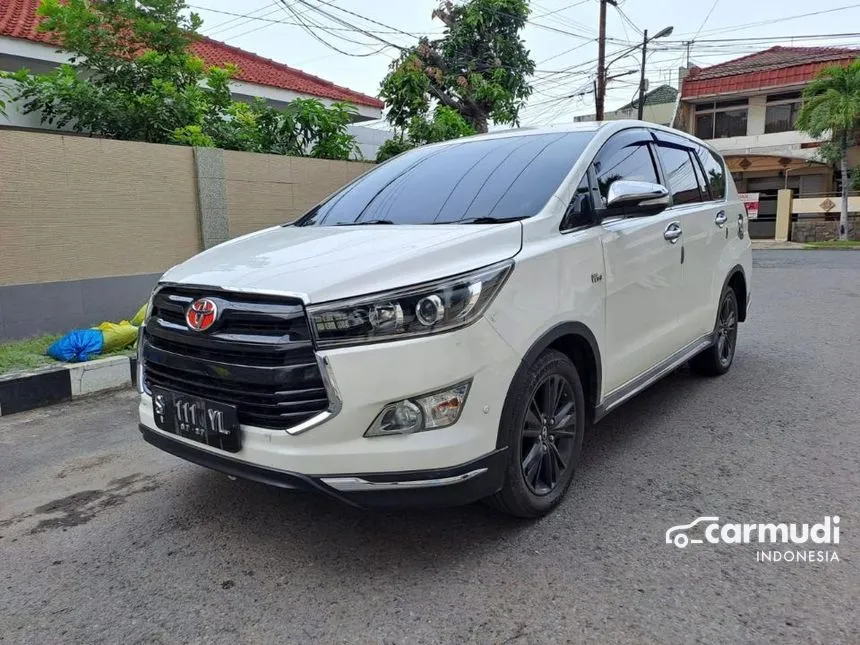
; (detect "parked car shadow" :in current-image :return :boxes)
[161,361,718,574]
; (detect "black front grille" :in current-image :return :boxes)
[142,286,329,430]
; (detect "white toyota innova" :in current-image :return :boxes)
[138,121,751,518]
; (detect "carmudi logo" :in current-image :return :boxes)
[666,516,840,563]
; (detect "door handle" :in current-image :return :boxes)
[664,222,682,243]
[715,210,728,227]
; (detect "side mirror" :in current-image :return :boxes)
[606,180,671,216]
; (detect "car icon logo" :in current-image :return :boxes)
[186,298,219,332]
[666,516,720,548]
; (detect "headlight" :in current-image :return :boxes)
[308,261,513,348]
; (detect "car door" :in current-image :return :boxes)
[593,129,684,395]
[651,133,718,344]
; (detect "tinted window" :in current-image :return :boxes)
[764,102,801,134]
[297,132,594,225]
[593,139,659,208]
[656,145,702,205]
[714,109,747,138]
[561,176,594,231]
[695,113,713,140]
[696,146,726,200]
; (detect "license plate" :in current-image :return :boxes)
[151,387,241,452]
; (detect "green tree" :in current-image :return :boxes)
[379,0,534,140]
[796,59,860,240]
[376,105,476,162]
[2,0,358,159]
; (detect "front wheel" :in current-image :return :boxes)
[486,349,586,518]
[690,287,739,376]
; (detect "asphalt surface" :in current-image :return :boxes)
[2,250,859,645]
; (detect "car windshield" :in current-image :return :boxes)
[294,131,595,226]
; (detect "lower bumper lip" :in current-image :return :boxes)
[139,424,506,509]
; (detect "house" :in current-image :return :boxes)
[0,0,385,153]
[673,46,859,238]
[574,84,679,127]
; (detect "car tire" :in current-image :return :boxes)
[486,349,586,518]
[690,286,739,377]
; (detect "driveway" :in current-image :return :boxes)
[2,250,859,645]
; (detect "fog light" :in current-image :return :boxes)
[365,380,472,437]
[367,400,423,437]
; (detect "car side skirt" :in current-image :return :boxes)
[594,332,715,422]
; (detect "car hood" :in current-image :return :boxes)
[160,223,523,303]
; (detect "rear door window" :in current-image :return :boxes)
[655,145,703,205]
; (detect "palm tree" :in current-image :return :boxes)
[796,59,860,241]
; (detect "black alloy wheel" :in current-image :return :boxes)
[521,374,578,496]
[715,291,738,368]
[690,286,739,376]
[487,349,585,518]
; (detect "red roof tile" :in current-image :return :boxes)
[682,46,860,99]
[0,0,384,109]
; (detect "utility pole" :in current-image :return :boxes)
[637,29,648,120]
[637,26,673,121]
[595,0,617,121]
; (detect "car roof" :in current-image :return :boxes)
[424,119,719,158]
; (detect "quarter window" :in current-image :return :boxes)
[695,145,726,200]
[656,145,702,205]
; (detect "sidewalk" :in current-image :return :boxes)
[751,240,806,250]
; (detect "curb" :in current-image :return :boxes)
[0,354,137,417]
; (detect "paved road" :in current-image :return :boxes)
[2,250,859,645]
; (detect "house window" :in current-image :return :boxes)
[694,99,749,139]
[765,91,803,134]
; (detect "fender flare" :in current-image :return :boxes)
[721,264,747,321]
[495,321,602,449]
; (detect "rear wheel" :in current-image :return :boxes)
[690,286,738,376]
[487,350,585,518]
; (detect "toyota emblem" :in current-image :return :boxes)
[186,298,219,332]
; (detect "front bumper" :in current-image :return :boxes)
[140,424,507,508]
[139,317,520,489]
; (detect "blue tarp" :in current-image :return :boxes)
[46,329,105,362]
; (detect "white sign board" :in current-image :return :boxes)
[738,192,760,219]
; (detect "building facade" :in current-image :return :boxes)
[673,46,859,238]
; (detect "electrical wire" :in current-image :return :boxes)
[278,0,394,56]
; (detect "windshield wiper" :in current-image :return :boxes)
[453,216,528,225]
[334,219,395,226]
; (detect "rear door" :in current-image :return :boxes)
[593,129,684,394]
[651,131,719,343]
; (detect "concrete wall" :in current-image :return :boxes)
[223,152,372,238]
[0,129,374,340]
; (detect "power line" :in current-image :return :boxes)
[191,4,437,36]
[675,3,860,39]
[690,0,720,43]
[278,0,394,56]
[202,2,277,33]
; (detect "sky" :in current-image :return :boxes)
[188,0,860,127]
